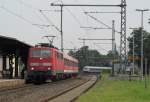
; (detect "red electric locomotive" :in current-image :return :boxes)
[25,44,78,83]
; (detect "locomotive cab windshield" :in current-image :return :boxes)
[31,49,51,58]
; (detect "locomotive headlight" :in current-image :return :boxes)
[48,67,51,70]
[31,67,34,70]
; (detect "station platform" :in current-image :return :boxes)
[0,79,25,89]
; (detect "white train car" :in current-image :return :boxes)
[83,66,111,73]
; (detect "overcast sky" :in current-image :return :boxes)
[0,0,150,54]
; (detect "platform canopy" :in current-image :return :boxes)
[0,35,32,56]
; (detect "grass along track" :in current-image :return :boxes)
[76,75,150,102]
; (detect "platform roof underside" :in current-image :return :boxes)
[0,35,31,56]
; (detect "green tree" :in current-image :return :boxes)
[128,28,150,63]
[107,50,119,58]
[68,46,103,70]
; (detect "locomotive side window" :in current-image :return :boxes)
[64,59,67,65]
[56,52,63,60]
[31,49,51,58]
[59,53,63,60]
[64,59,69,66]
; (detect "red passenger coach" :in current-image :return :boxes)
[26,44,79,83]
[64,54,78,78]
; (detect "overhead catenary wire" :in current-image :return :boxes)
[85,13,112,29]
[15,0,61,45]
[65,7,83,26]
[15,0,58,35]
[55,0,84,28]
[0,6,43,29]
[94,43,110,52]
[51,0,63,4]
[65,6,95,39]
[75,1,91,36]
[15,0,46,23]
[0,6,32,24]
[94,43,112,44]
[0,6,53,37]
[54,0,90,33]
[85,13,120,34]
[39,10,61,32]
[16,0,36,9]
[38,9,61,12]
[84,11,121,14]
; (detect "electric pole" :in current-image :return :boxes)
[129,27,138,75]
[136,9,149,80]
[60,6,63,52]
[112,20,115,76]
[120,0,127,73]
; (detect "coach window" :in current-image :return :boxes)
[57,53,59,59]
[72,62,74,66]
[57,52,59,59]
[64,59,67,65]
[60,54,63,60]
[66,59,68,65]
[57,53,62,60]
[57,52,60,60]
[58,53,60,59]
[68,61,70,66]
[67,60,69,66]
[69,61,71,66]
[72,62,74,67]
[70,61,72,66]
[55,52,57,58]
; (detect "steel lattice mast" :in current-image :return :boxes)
[120,0,127,73]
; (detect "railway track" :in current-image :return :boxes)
[0,78,75,94]
[44,75,98,102]
[0,75,93,102]
[0,78,73,96]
